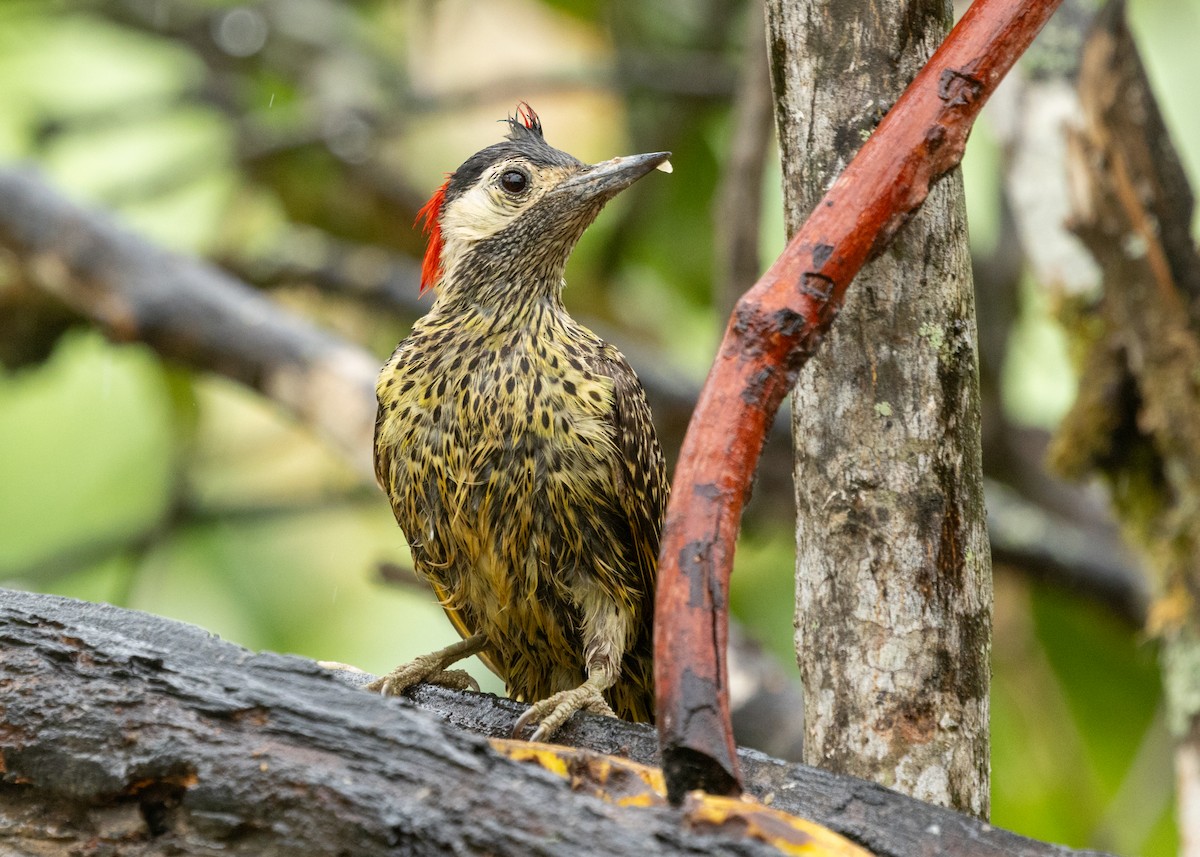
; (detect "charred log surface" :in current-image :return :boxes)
[1,589,1109,857]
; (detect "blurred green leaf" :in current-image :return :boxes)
[0,331,175,577]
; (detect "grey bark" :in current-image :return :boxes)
[0,589,1111,857]
[767,0,992,817]
[0,589,779,857]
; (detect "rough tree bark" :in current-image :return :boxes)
[768,0,992,816]
[0,589,1112,857]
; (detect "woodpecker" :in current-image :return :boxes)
[369,103,670,741]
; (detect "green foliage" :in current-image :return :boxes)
[992,582,1175,855]
[0,332,175,575]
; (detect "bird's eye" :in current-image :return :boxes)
[500,170,528,194]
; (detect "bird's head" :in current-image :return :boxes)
[416,103,670,305]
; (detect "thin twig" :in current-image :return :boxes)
[713,2,774,318]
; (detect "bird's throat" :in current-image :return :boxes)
[432,261,570,325]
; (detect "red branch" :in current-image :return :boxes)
[654,0,1063,803]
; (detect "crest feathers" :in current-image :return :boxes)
[505,101,544,141]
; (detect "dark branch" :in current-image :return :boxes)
[712,0,774,317]
[987,479,1148,626]
[0,589,1111,857]
[0,167,378,476]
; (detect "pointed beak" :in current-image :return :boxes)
[558,151,672,203]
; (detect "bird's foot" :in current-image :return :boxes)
[366,657,482,695]
[513,682,616,742]
[365,635,486,696]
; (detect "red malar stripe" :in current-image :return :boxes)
[416,178,450,295]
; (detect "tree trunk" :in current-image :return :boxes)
[767,0,992,817]
[1046,4,1200,853]
[992,1,1200,850]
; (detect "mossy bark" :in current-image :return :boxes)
[1049,4,1200,848]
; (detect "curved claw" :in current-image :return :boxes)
[513,705,542,740]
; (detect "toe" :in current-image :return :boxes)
[527,705,565,743]
[429,669,480,693]
[583,697,616,718]
[365,674,402,695]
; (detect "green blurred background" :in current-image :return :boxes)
[0,1,1194,853]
